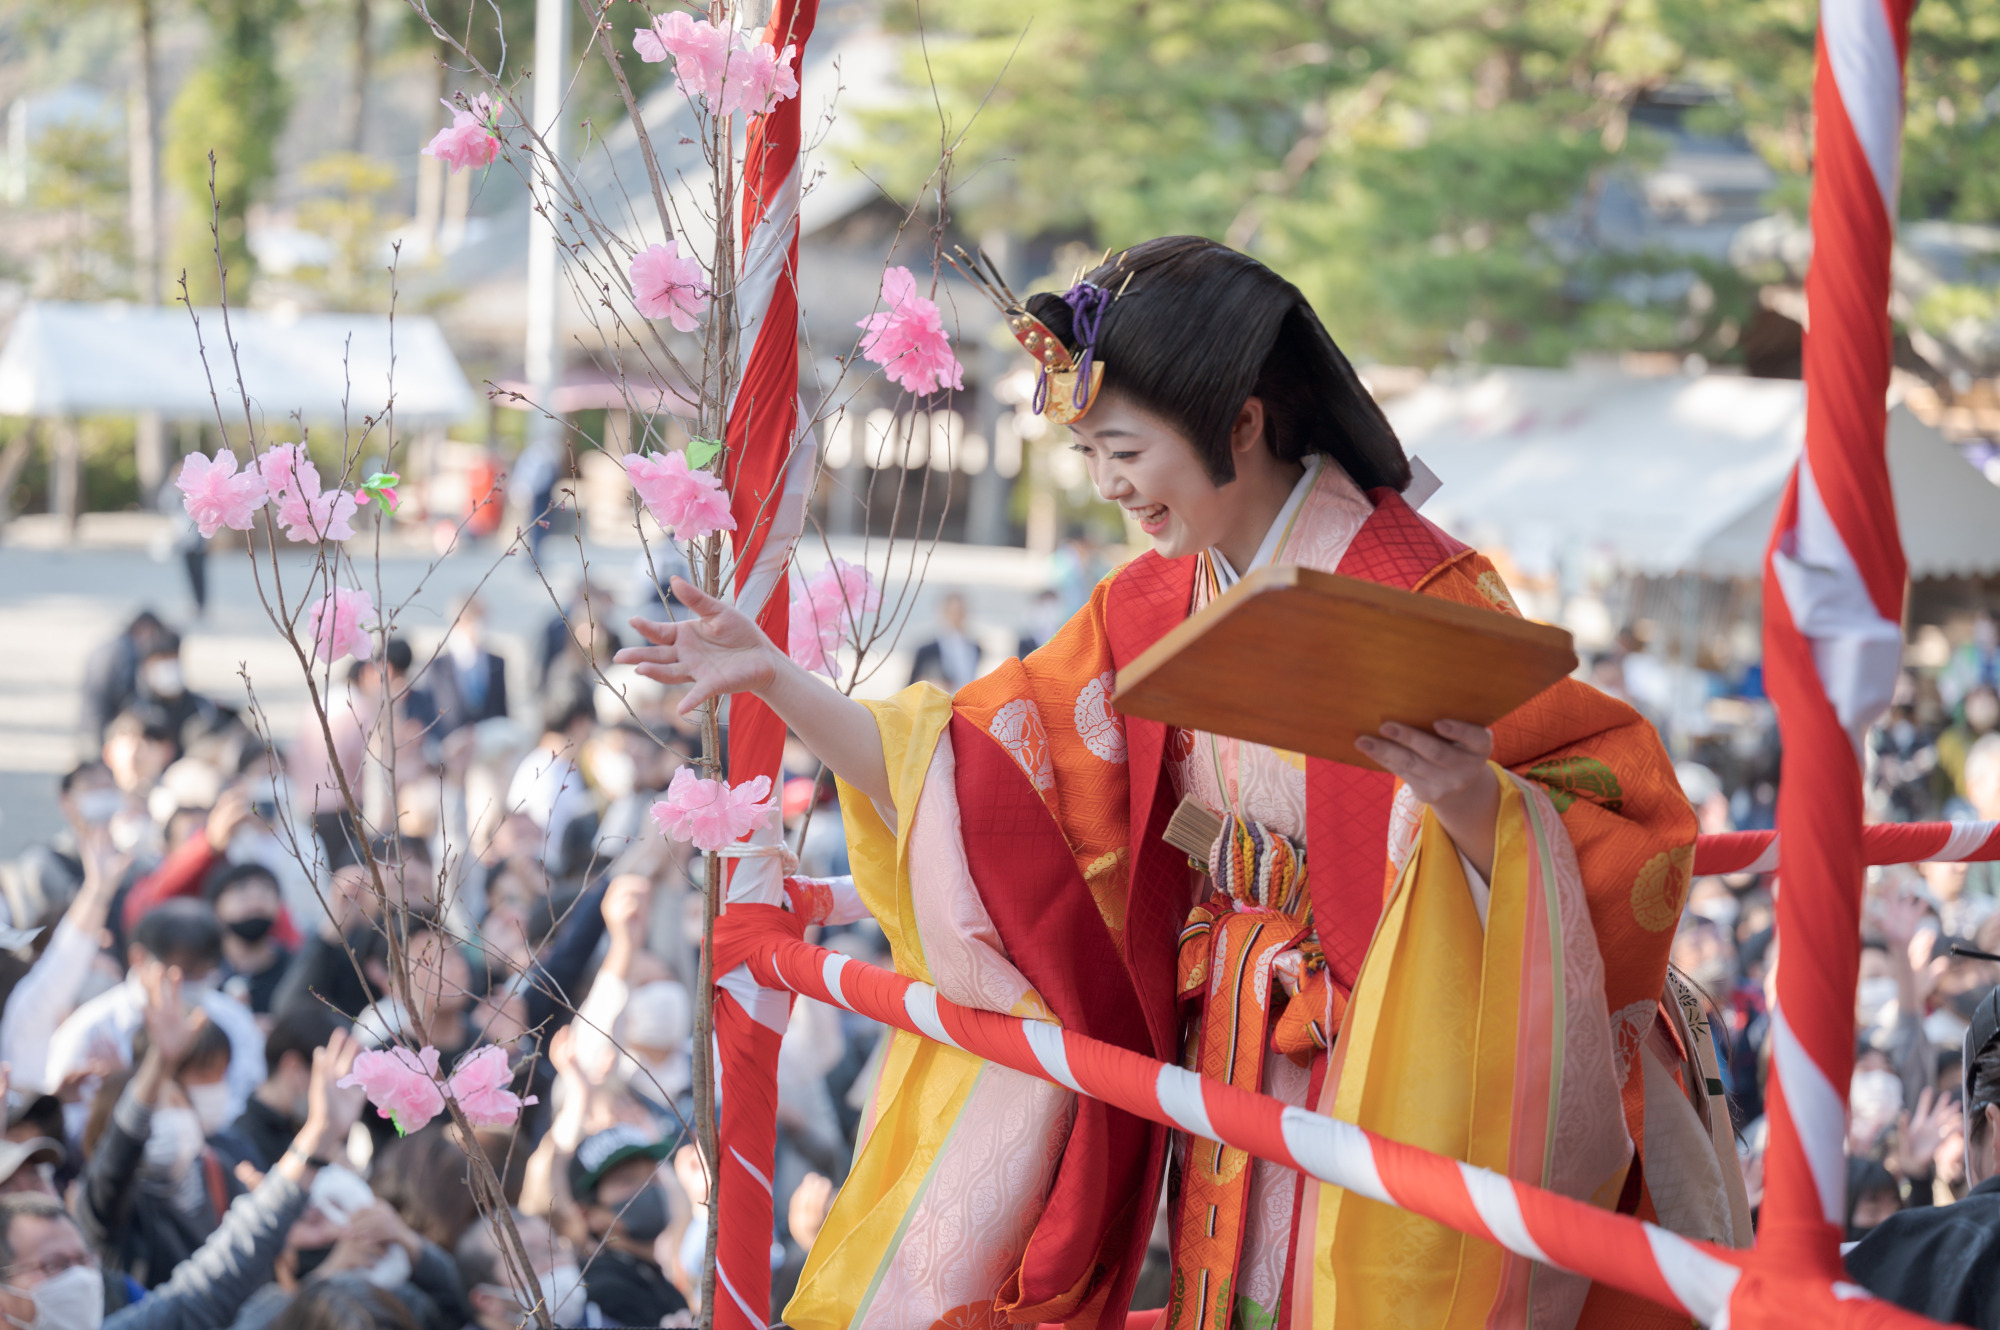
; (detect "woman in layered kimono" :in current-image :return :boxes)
[617,237,1742,1330]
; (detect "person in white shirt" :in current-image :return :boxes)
[43,900,267,1134]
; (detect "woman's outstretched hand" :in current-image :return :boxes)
[616,576,779,714]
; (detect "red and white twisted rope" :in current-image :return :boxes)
[1756,0,1915,1272]
[1692,821,2000,876]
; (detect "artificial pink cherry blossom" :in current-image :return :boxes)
[277,486,361,544]
[338,1045,445,1135]
[621,449,736,542]
[857,267,964,397]
[788,558,879,676]
[629,241,710,332]
[650,769,775,852]
[635,13,798,117]
[260,443,359,542]
[175,450,268,538]
[257,443,318,502]
[309,587,375,664]
[422,95,499,173]
[446,1045,538,1127]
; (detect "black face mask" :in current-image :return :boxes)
[226,916,276,944]
[295,1243,335,1279]
[614,1184,669,1244]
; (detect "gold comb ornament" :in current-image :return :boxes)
[947,246,1108,425]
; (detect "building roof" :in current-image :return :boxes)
[1386,366,2000,579]
[0,300,477,424]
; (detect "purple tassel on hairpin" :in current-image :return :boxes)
[1062,282,1113,409]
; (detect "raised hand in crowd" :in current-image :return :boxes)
[1886,1085,1963,1183]
[787,1173,834,1251]
[203,787,257,855]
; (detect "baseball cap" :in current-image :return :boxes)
[0,1138,62,1187]
[569,1125,671,1202]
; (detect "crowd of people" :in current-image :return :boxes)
[7,577,2000,1328]
[0,591,886,1329]
[1656,612,2000,1319]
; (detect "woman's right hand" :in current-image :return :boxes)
[616,576,780,715]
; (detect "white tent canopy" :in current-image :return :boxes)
[0,301,477,426]
[1386,367,2000,579]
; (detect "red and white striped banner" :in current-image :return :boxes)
[1756,0,1915,1279]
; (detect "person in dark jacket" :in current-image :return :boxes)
[1847,987,2000,1326]
[425,597,509,734]
[210,1008,349,1177]
[81,612,171,753]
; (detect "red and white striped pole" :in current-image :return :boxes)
[1692,821,2000,876]
[711,3,820,1325]
[1755,0,1914,1275]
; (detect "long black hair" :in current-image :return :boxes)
[1023,236,1411,491]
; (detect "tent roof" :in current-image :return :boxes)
[0,301,477,425]
[1385,367,2000,579]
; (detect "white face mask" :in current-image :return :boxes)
[141,659,184,698]
[541,1262,589,1324]
[143,1107,206,1175]
[1850,1068,1905,1143]
[363,1243,411,1290]
[3,1263,104,1330]
[184,1081,235,1135]
[1856,976,1899,1026]
[593,751,638,799]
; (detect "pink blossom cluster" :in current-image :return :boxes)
[634,12,799,118]
[338,1043,536,1136]
[260,443,360,544]
[422,94,500,174]
[309,587,376,664]
[650,769,776,852]
[175,450,268,538]
[621,448,736,542]
[857,267,964,397]
[788,558,879,676]
[629,240,711,332]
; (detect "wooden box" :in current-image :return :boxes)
[1111,565,1579,771]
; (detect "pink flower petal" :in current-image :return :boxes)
[338,1046,445,1135]
[446,1045,538,1127]
[309,587,376,664]
[422,108,499,173]
[788,559,879,676]
[175,450,268,539]
[630,241,710,332]
[650,769,776,852]
[857,267,964,397]
[639,13,799,116]
[620,449,736,542]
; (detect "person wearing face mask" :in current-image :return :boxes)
[1846,988,2000,1326]
[47,900,268,1133]
[119,792,302,956]
[128,633,224,755]
[211,1010,350,1177]
[205,866,298,1015]
[0,1024,365,1330]
[77,988,245,1289]
[455,1208,602,1329]
[566,1127,687,1326]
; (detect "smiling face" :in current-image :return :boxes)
[1067,392,1301,567]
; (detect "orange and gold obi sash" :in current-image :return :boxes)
[1168,815,1338,1330]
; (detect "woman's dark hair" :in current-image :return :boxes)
[269,1279,421,1330]
[1022,236,1411,490]
[1967,1027,2000,1155]
[369,1125,483,1249]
